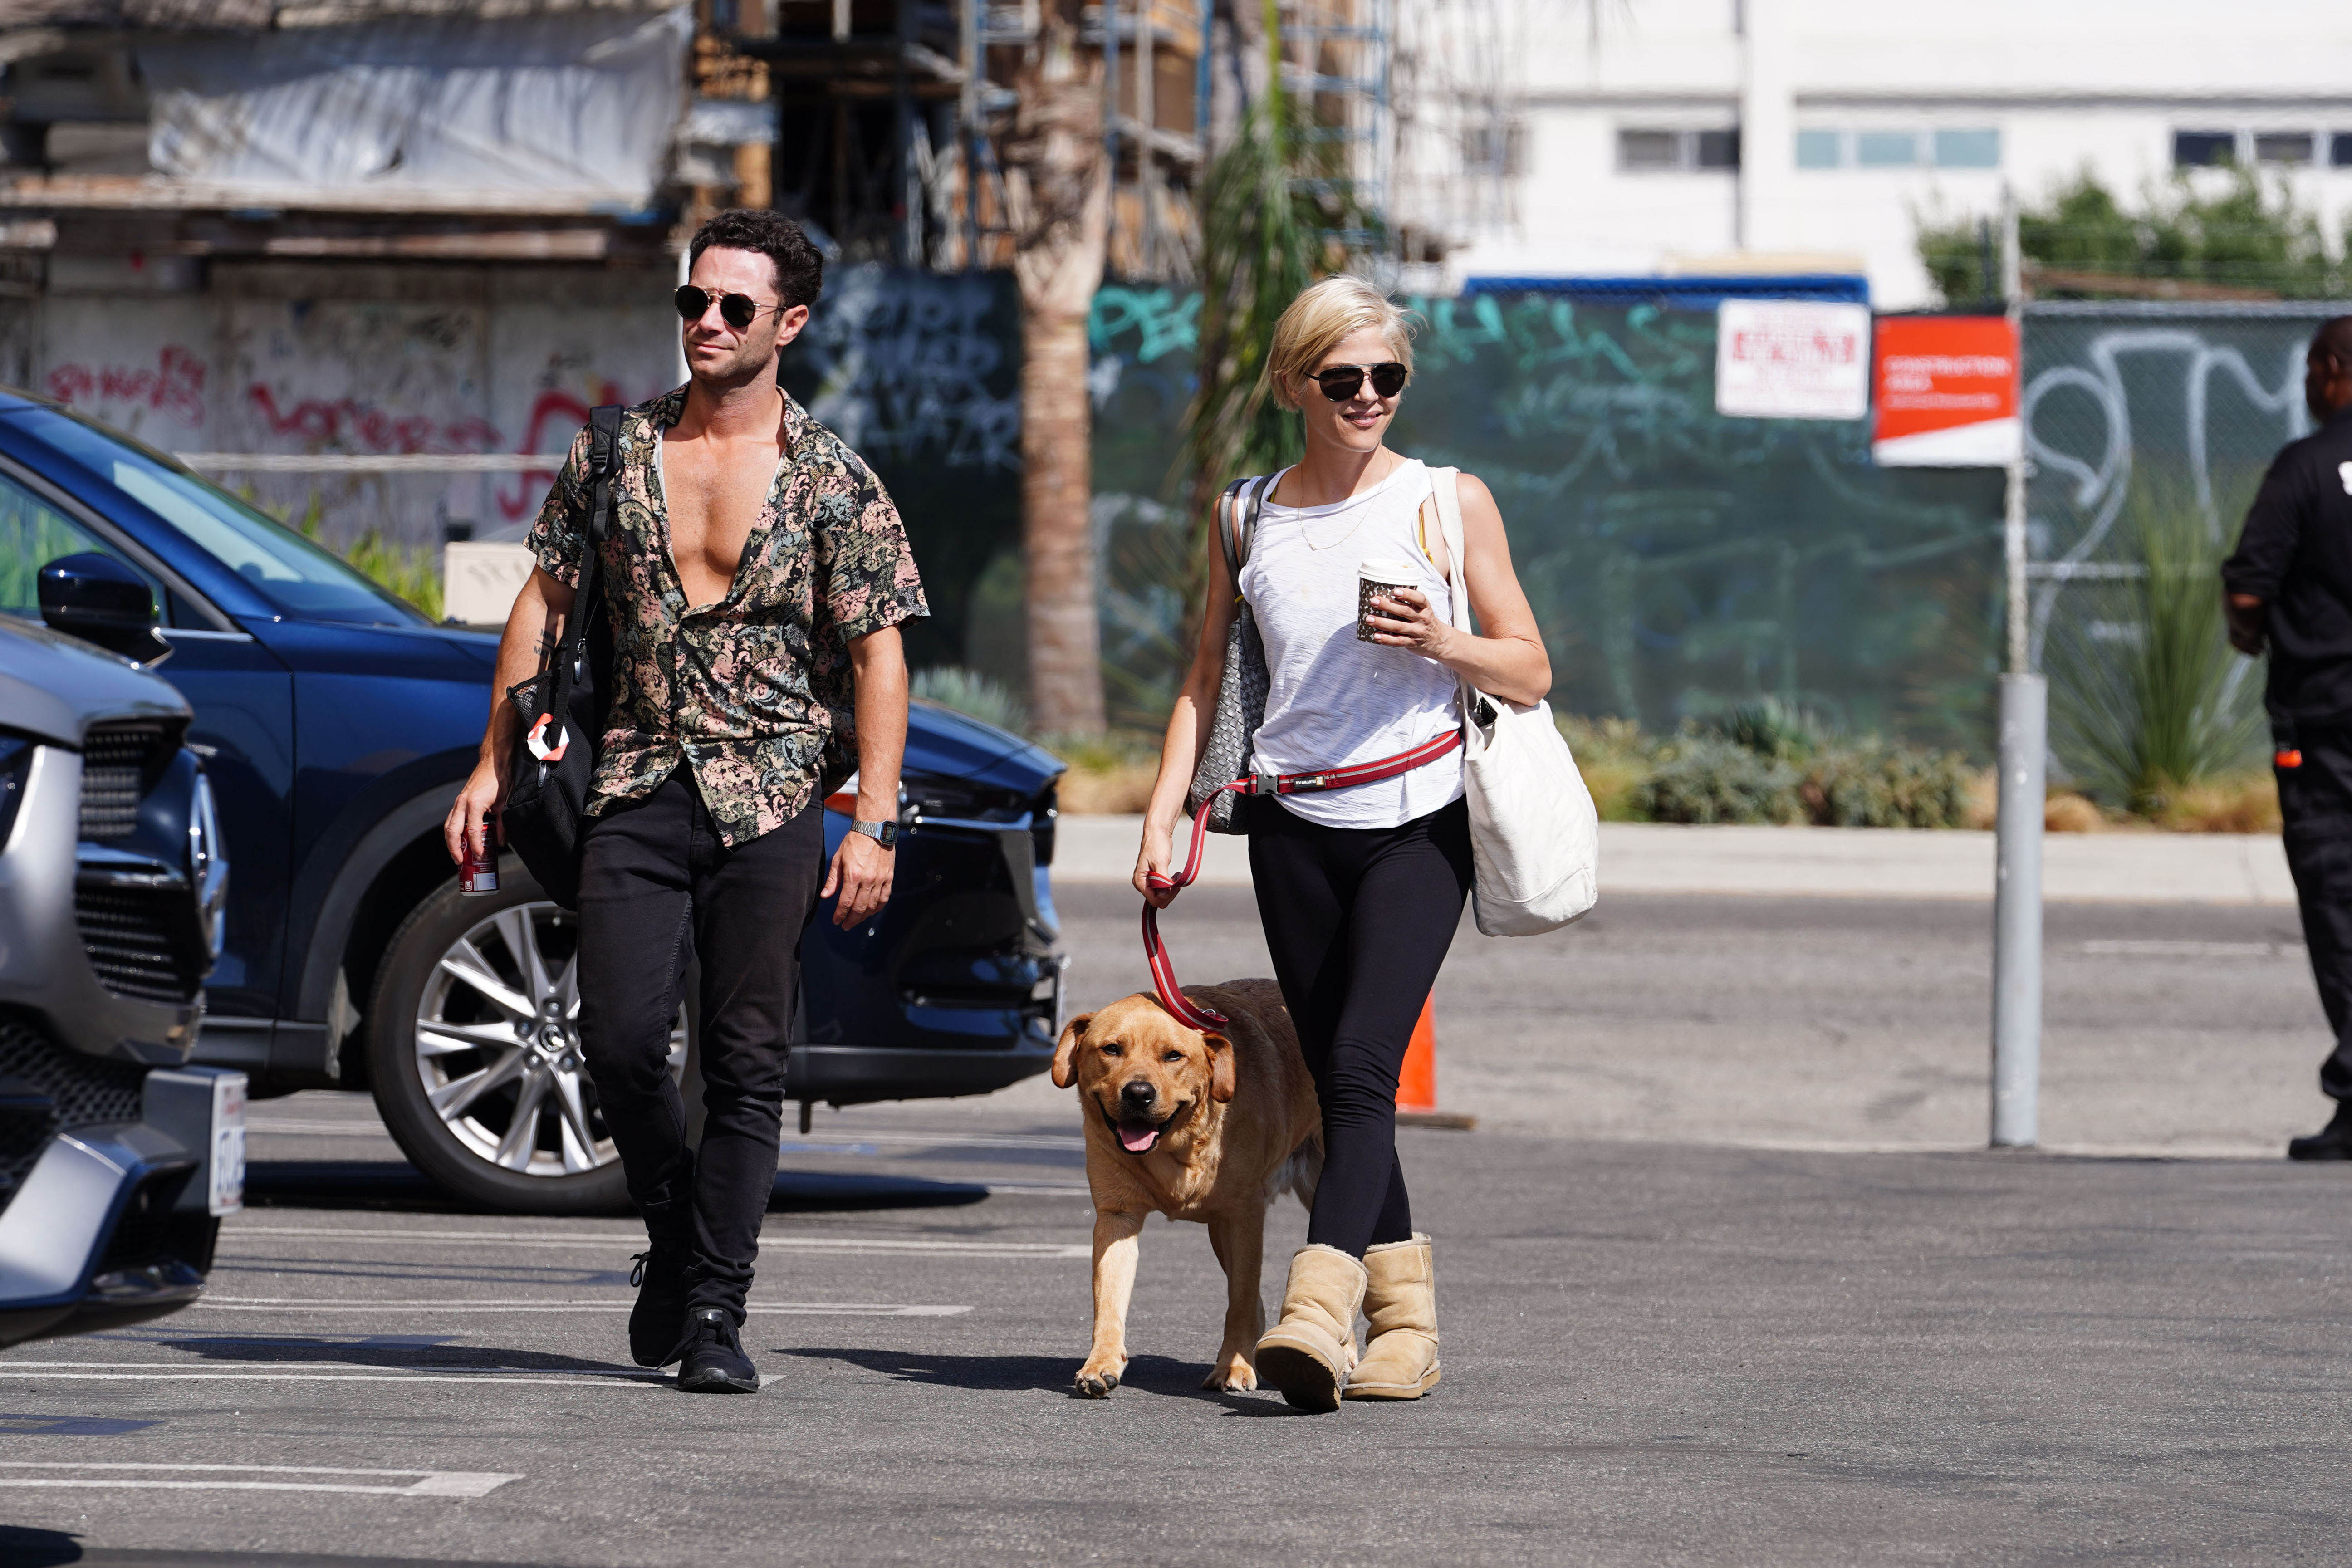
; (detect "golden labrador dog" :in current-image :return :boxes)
[1053,979,1322,1397]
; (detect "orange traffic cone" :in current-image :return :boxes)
[1395,994,1475,1130]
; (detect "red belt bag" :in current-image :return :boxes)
[1140,728,1463,1031]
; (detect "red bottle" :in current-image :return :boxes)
[459,820,499,896]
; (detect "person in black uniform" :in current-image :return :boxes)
[2221,314,2352,1158]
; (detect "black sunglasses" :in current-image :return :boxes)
[1312,361,1409,402]
[674,284,784,331]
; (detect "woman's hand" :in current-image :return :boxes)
[1365,587,1457,662]
[1134,823,1179,908]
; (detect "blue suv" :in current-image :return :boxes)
[0,390,1065,1213]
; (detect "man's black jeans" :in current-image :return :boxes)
[575,769,823,1321]
[2279,725,2352,1102]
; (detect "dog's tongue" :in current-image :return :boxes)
[1118,1120,1160,1154]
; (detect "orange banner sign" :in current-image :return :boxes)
[1872,315,2019,467]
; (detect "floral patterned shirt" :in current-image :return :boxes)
[528,387,928,847]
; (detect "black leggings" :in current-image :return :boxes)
[1246,793,1473,1256]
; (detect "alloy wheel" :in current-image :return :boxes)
[412,901,684,1177]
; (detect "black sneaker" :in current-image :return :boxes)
[2288,1101,2352,1161]
[675,1307,760,1393]
[628,1245,691,1368]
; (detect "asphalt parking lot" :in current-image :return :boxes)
[5,889,2349,1566]
[7,1126,2352,1567]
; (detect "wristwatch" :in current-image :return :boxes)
[850,818,898,849]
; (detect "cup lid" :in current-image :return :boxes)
[1356,556,1419,579]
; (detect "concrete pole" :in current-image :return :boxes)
[1736,0,1793,255]
[1990,185,2043,1149]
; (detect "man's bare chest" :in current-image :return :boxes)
[661,434,784,608]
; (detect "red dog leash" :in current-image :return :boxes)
[1141,729,1463,1031]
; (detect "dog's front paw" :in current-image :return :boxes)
[1074,1357,1125,1398]
[1203,1349,1257,1392]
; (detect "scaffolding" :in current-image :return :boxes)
[698,0,1511,282]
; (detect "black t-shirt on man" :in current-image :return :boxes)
[2221,406,2352,725]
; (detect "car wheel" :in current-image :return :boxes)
[366,861,694,1215]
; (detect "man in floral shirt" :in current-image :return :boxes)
[446,209,926,1393]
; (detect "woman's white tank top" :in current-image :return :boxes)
[1238,457,1465,829]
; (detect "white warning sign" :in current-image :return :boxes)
[1714,300,1872,421]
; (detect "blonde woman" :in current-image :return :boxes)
[1133,277,1550,1410]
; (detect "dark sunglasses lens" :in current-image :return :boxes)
[718,293,758,330]
[673,284,707,321]
[1369,363,1408,397]
[1316,368,1364,401]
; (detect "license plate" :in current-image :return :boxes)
[208,1072,246,1216]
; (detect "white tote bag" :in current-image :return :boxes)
[1430,468,1600,936]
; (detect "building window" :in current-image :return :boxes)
[2335,132,2352,167]
[2173,130,2237,167]
[1617,127,1740,174]
[2255,131,2314,166]
[1854,130,1920,168]
[1933,128,2001,169]
[1694,128,1741,171]
[1617,129,1679,172]
[1795,128,1842,169]
[1463,120,1526,178]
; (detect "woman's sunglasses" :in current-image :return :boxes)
[1312,361,1409,402]
[674,284,783,331]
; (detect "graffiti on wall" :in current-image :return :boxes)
[793,268,1021,470]
[1089,289,2004,747]
[2022,309,2322,666]
[44,344,209,430]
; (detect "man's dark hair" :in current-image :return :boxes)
[2314,315,2352,367]
[690,209,823,311]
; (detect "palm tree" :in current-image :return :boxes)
[1001,0,1111,737]
[1184,13,1370,521]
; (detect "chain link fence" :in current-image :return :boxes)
[1090,285,2007,750]
[2022,301,2340,792]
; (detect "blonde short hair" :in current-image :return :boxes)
[1265,276,1416,410]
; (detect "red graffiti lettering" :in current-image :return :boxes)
[44,345,206,428]
[242,384,502,456]
[493,382,627,521]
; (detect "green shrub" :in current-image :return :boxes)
[1637,735,1803,824]
[911,666,1029,735]
[1704,697,1831,763]
[2046,478,2265,814]
[1800,739,1973,828]
[1558,714,1660,821]
[342,529,443,622]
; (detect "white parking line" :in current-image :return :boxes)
[187,1298,971,1315]
[219,1227,1089,1257]
[0,1367,660,1387]
[2078,938,2304,958]
[0,1462,516,1496]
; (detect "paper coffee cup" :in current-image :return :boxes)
[1357,557,1420,642]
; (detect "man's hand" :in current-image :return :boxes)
[445,757,505,865]
[823,828,894,928]
[2226,592,2269,658]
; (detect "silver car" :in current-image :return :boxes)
[0,557,239,1348]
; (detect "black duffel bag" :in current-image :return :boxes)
[501,404,621,909]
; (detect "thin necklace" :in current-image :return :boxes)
[1292,459,1396,550]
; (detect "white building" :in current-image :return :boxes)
[1425,0,2352,308]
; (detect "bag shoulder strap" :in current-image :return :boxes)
[1430,466,1497,725]
[545,406,622,713]
[1431,466,1471,635]
[1216,472,1276,581]
[586,403,623,549]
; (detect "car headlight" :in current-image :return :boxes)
[0,731,32,848]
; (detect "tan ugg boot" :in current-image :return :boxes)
[1344,1233,1439,1400]
[1254,1244,1367,1413]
